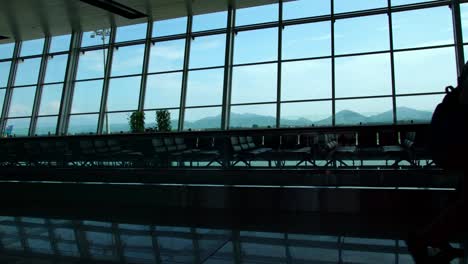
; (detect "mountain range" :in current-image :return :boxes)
[181,106,433,129]
[32,107,430,135]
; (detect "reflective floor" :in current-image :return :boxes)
[0,215,465,264]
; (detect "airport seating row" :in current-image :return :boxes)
[0,126,433,168]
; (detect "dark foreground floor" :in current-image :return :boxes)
[0,177,466,263]
[0,206,467,264]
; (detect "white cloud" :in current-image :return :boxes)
[284,33,332,48]
[9,104,31,117]
[191,38,223,51]
[40,100,61,115]
[151,43,185,61]
[77,50,106,76]
[111,47,145,74]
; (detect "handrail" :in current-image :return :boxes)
[0,123,430,141]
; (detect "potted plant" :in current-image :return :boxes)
[156,110,171,132]
[129,111,145,133]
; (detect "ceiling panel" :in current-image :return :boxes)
[0,0,280,44]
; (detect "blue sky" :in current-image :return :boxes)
[0,0,466,134]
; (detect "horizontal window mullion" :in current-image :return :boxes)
[234,22,279,33]
[74,77,105,83]
[191,28,229,37]
[0,58,14,63]
[46,51,70,57]
[150,34,187,43]
[147,69,184,75]
[232,60,278,68]
[230,101,277,107]
[188,65,225,71]
[5,116,32,119]
[109,73,143,80]
[282,15,334,27]
[113,39,147,48]
[10,84,37,89]
[69,112,100,116]
[16,54,43,60]
[143,107,180,111]
[184,105,223,109]
[41,81,65,86]
[335,95,394,101]
[390,0,450,13]
[281,55,332,63]
[334,50,391,58]
[395,91,446,97]
[393,44,455,53]
[280,98,333,104]
[105,109,137,114]
[79,45,112,52]
[37,114,59,118]
[334,7,389,20]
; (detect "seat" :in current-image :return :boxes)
[261,134,313,168]
[332,132,358,167]
[180,136,222,167]
[380,130,415,167]
[357,129,380,167]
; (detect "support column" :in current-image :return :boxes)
[232,230,242,264]
[73,220,90,258]
[191,227,201,263]
[150,225,162,264]
[46,219,60,256]
[112,223,126,262]
[15,217,30,252]
[284,233,292,264]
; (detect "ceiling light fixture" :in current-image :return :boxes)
[80,0,147,19]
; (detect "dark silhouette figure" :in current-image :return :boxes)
[406,65,468,263]
[407,171,467,263]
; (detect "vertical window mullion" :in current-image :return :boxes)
[388,0,397,124]
[138,20,153,112]
[178,16,193,131]
[29,36,51,136]
[331,0,336,126]
[58,31,82,135]
[221,6,236,130]
[97,27,116,134]
[277,1,283,128]
[451,0,465,78]
[0,41,21,135]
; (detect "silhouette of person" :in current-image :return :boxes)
[407,66,468,263]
